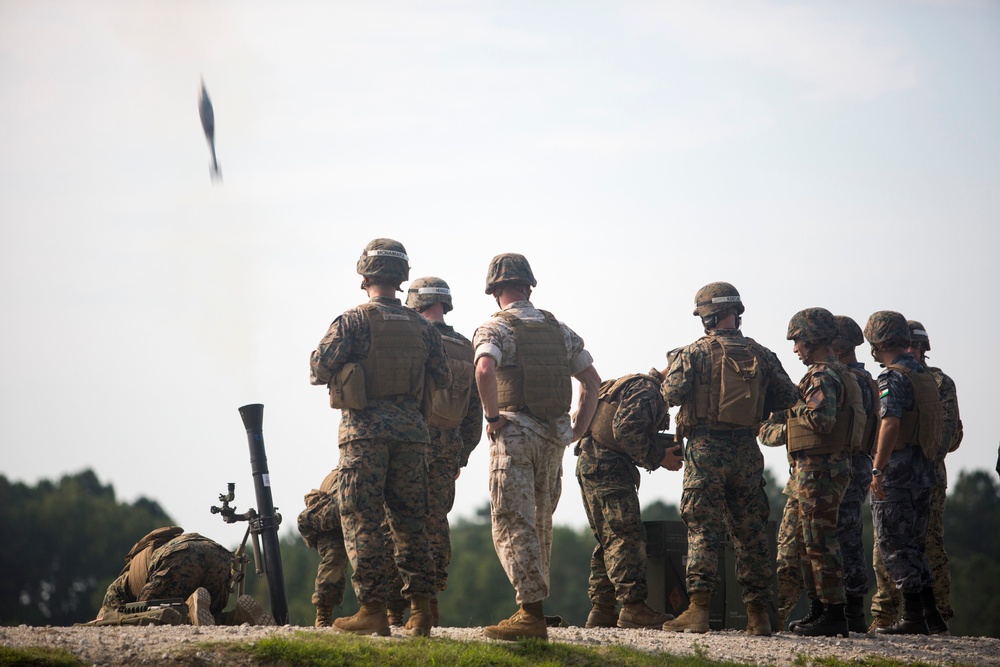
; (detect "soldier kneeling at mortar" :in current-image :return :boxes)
[86,526,274,626]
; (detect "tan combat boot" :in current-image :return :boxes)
[483,601,548,641]
[868,615,894,633]
[314,605,333,628]
[405,596,433,637]
[746,603,772,636]
[662,591,711,633]
[232,595,276,626]
[332,601,391,636]
[186,587,215,626]
[585,603,618,628]
[619,601,673,629]
[387,604,407,627]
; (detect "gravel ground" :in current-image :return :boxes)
[3,624,999,666]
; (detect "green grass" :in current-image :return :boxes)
[0,646,85,667]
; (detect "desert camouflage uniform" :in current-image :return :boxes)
[663,328,798,605]
[872,364,960,622]
[870,355,936,604]
[575,369,669,607]
[298,469,349,612]
[310,295,451,603]
[473,300,593,605]
[100,532,232,618]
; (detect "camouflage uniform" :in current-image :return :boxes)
[100,530,232,619]
[840,362,875,599]
[663,328,798,605]
[297,469,349,612]
[575,370,670,607]
[872,363,960,622]
[473,300,593,605]
[870,355,936,597]
[310,295,451,603]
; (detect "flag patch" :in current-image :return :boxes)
[880,389,889,398]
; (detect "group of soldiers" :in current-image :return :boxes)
[297,237,963,641]
[89,236,961,641]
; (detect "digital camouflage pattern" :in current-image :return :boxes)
[311,295,452,605]
[484,253,537,294]
[841,362,875,598]
[786,307,838,345]
[297,469,349,611]
[692,282,744,317]
[663,327,797,604]
[356,238,410,287]
[832,315,865,351]
[100,533,232,618]
[575,370,670,606]
[474,299,593,605]
[406,276,454,313]
[864,311,910,350]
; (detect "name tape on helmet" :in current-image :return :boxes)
[366,249,409,261]
[697,295,742,306]
[912,328,928,337]
[417,287,450,295]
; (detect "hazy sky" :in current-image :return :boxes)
[1,1,998,545]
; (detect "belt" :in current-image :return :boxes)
[691,426,756,438]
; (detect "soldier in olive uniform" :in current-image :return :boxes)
[661,282,798,636]
[297,469,349,627]
[864,311,947,635]
[576,368,683,630]
[310,238,452,637]
[870,320,962,632]
[473,253,601,641]
[759,309,865,637]
[95,527,272,626]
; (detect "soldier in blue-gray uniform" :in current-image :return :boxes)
[310,238,452,637]
[576,368,682,630]
[661,282,798,636]
[864,310,946,636]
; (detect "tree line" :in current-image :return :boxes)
[3,467,998,637]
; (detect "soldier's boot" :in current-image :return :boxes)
[618,601,672,629]
[233,595,276,626]
[845,595,867,634]
[333,601,391,636]
[788,597,823,631]
[404,596,433,637]
[867,615,894,633]
[483,601,548,641]
[186,587,215,626]
[920,587,950,636]
[430,596,440,627]
[876,593,928,635]
[661,591,711,633]
[544,614,565,627]
[387,603,407,627]
[585,603,618,629]
[745,603,772,637]
[793,603,848,638]
[314,605,333,628]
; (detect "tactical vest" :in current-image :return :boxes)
[358,303,427,401]
[848,366,880,455]
[494,310,571,420]
[426,332,475,429]
[124,526,183,598]
[677,336,768,430]
[888,363,943,459]
[588,373,667,453]
[927,366,964,461]
[787,362,866,455]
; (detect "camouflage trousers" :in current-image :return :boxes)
[776,487,802,619]
[298,472,349,610]
[576,450,648,606]
[338,438,434,603]
[791,453,850,605]
[838,452,872,597]
[101,538,233,617]
[489,421,565,605]
[872,462,950,621]
[871,484,932,602]
[680,435,772,605]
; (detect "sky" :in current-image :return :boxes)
[1,0,998,547]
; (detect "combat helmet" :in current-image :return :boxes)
[407,276,453,314]
[786,307,838,344]
[832,315,865,351]
[692,282,744,318]
[485,253,537,295]
[907,320,930,351]
[864,311,911,351]
[356,238,410,288]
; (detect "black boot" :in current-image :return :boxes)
[845,595,867,634]
[788,597,823,631]
[876,592,928,635]
[920,587,949,636]
[793,602,849,638]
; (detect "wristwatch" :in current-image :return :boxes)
[871,468,881,477]
[485,415,501,424]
